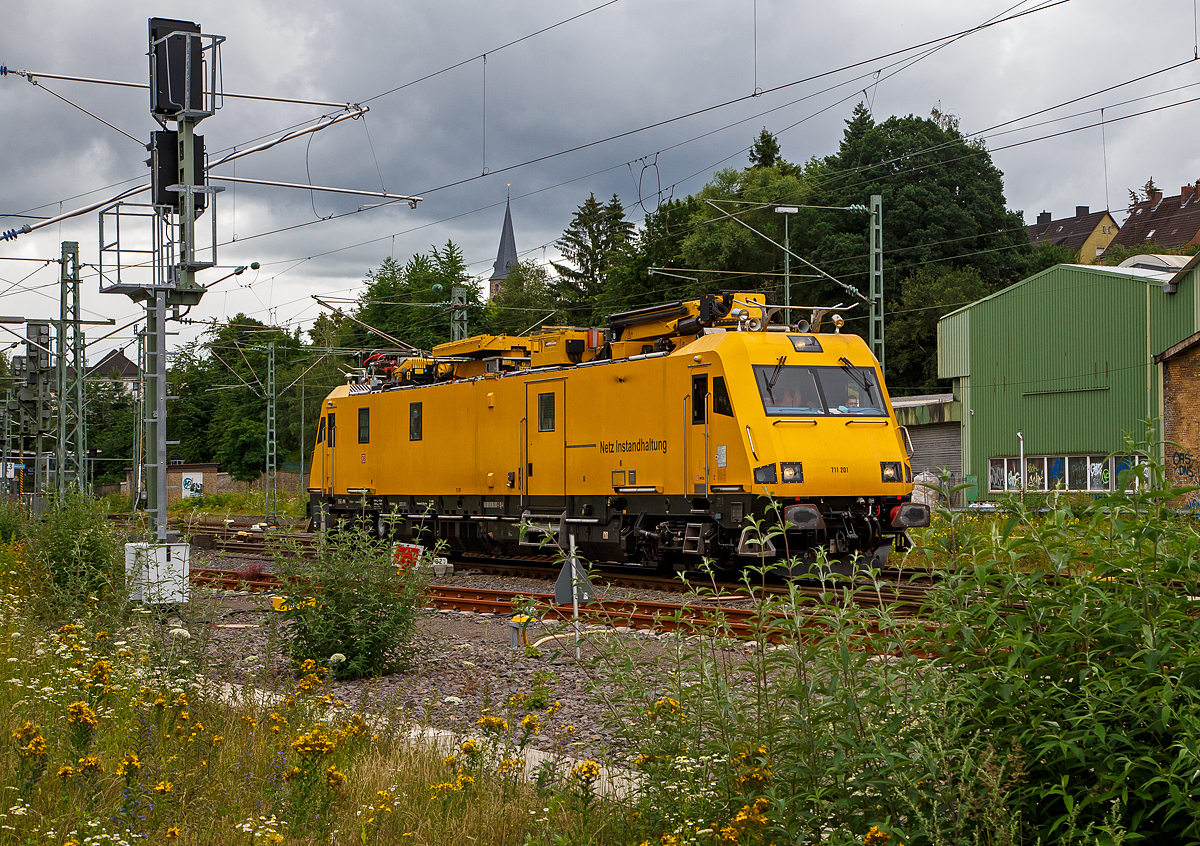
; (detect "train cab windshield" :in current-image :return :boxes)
[753,363,888,416]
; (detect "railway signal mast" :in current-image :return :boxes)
[101,18,224,543]
[4,17,423,541]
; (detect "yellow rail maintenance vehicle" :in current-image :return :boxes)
[307,292,929,572]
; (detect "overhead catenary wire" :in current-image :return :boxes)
[0,0,1081,253]
[4,0,1176,352]
[21,77,143,145]
[0,66,360,110]
[192,1,1178,284]
[359,0,625,105]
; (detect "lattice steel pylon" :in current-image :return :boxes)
[868,194,884,370]
[450,285,468,341]
[265,341,277,524]
[56,241,87,495]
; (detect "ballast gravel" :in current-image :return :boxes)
[194,557,753,763]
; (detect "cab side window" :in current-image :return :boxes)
[358,408,370,444]
[691,374,708,424]
[712,376,734,417]
[317,416,326,444]
[410,402,423,441]
[538,393,555,432]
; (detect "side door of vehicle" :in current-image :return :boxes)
[525,380,566,499]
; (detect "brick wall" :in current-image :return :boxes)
[1162,343,1200,508]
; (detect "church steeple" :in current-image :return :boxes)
[489,196,518,299]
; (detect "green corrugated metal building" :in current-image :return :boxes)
[937,258,1200,499]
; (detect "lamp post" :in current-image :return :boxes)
[1017,429,1025,505]
[774,206,798,316]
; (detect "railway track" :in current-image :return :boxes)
[189,566,935,645]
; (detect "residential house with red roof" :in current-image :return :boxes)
[1106,184,1200,255]
[1026,206,1119,263]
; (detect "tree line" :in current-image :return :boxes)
[86,103,1095,484]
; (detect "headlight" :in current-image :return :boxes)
[753,463,777,484]
[880,461,902,482]
[780,462,803,483]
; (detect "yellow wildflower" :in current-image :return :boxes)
[77,756,104,775]
[290,726,337,759]
[324,764,347,790]
[864,825,891,846]
[520,713,542,735]
[66,701,99,728]
[649,696,683,720]
[11,721,46,758]
[460,738,479,756]
[153,780,173,794]
[89,659,113,686]
[165,827,180,839]
[115,752,141,778]
[571,760,601,783]
[57,765,76,779]
[477,715,508,733]
[337,713,369,741]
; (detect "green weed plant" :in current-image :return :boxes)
[273,521,428,679]
[0,534,611,845]
[27,493,126,620]
[585,431,1200,845]
[168,490,308,520]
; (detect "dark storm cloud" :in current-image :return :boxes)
[2,0,1200,355]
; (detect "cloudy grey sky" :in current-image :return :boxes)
[2,0,1199,359]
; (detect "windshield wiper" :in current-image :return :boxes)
[838,356,874,393]
[763,355,786,402]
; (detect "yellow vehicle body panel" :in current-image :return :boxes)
[309,330,911,501]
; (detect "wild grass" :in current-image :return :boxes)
[575,431,1200,845]
[168,491,308,521]
[6,427,1200,845]
[0,541,612,845]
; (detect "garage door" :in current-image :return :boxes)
[907,423,961,474]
